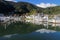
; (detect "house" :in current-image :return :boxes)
[25,13,49,25]
[48,15,60,26]
[0,16,10,23]
[49,15,60,23]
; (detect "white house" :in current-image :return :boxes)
[49,15,60,23]
[48,15,60,26]
[0,16,10,23]
[25,13,49,25]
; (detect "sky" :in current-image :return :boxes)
[5,0,60,8]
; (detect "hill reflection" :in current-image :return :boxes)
[0,29,60,40]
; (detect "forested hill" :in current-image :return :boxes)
[7,1,43,13]
[43,6,60,14]
[0,0,15,15]
[0,0,60,15]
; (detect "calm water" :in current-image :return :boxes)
[25,19,60,27]
[0,29,60,40]
[1,16,60,40]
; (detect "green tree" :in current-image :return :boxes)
[29,9,37,15]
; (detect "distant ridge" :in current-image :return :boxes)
[0,0,60,15]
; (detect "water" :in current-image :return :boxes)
[26,20,60,27]
[0,29,60,40]
[0,18,60,40]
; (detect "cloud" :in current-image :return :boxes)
[36,3,57,8]
[5,0,17,2]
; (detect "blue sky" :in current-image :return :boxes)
[6,0,60,8]
[15,0,60,5]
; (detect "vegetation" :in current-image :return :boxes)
[0,0,15,15]
[43,6,60,15]
[0,0,60,15]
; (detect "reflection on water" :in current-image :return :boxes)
[25,19,60,27]
[0,29,60,40]
[0,21,60,40]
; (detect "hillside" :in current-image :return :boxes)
[8,1,43,14]
[0,0,15,15]
[43,6,60,15]
[0,0,60,15]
